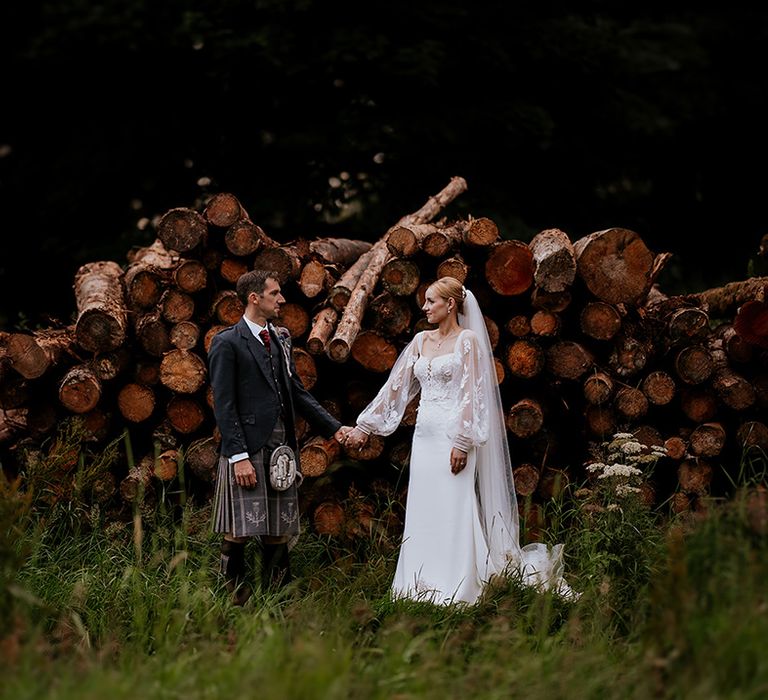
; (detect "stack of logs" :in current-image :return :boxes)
[2,175,768,541]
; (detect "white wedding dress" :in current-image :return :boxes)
[357,302,577,606]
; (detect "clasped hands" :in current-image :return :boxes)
[334,425,369,450]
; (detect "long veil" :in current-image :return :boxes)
[459,289,576,597]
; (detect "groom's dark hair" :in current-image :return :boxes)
[236,269,280,305]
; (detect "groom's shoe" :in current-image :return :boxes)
[220,539,252,606]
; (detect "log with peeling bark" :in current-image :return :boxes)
[306,307,339,355]
[299,259,333,299]
[328,177,468,362]
[310,238,373,266]
[59,365,102,414]
[74,261,128,353]
[529,228,576,293]
[119,454,156,503]
[204,192,247,228]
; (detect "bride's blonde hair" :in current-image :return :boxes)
[430,276,465,315]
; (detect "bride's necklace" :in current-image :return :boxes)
[432,328,459,352]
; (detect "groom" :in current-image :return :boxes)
[208,269,349,604]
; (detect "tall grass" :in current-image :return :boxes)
[2,470,767,699]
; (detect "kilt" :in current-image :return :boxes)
[211,416,301,539]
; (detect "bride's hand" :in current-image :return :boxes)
[450,447,467,474]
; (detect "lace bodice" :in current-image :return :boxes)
[414,352,460,404]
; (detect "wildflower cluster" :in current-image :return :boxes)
[584,432,666,509]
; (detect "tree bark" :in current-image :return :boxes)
[529,228,576,293]
[74,261,128,353]
[307,307,338,355]
[310,238,372,266]
[6,327,75,379]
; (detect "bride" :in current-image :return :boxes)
[343,277,577,605]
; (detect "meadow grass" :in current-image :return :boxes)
[1,477,768,700]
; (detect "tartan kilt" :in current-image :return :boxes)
[211,416,301,539]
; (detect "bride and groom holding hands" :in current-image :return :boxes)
[209,269,575,606]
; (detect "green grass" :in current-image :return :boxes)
[2,484,768,699]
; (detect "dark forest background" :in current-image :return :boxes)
[2,1,768,329]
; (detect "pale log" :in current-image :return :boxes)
[689,422,726,458]
[485,241,534,295]
[74,261,128,353]
[506,399,544,438]
[300,436,343,478]
[159,350,207,394]
[225,220,265,257]
[573,228,654,304]
[59,365,102,414]
[583,371,614,405]
[642,370,676,406]
[546,341,594,380]
[512,464,540,497]
[380,258,421,296]
[117,383,156,423]
[529,228,576,293]
[170,321,200,350]
[157,207,207,253]
[580,302,622,340]
[351,331,399,372]
[166,395,206,434]
[307,307,338,355]
[127,238,179,268]
[505,339,545,379]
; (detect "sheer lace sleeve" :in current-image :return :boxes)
[356,334,422,436]
[448,330,490,452]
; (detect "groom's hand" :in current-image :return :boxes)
[342,426,369,450]
[334,426,352,443]
[234,458,257,488]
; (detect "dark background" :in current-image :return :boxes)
[3,1,768,329]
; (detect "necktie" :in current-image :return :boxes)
[259,328,271,351]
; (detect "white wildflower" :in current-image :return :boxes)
[606,503,621,512]
[616,484,642,497]
[621,441,643,455]
[598,464,643,479]
[586,462,607,473]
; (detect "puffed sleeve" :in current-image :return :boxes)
[448,330,490,452]
[356,334,421,436]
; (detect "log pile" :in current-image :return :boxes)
[1,179,767,540]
